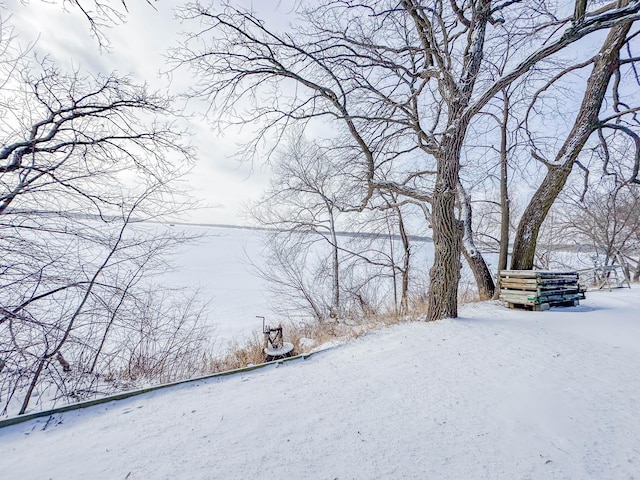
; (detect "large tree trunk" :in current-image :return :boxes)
[427,142,463,321]
[427,191,462,320]
[463,249,495,300]
[511,18,633,270]
[511,164,573,269]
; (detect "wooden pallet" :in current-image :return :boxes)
[499,270,585,311]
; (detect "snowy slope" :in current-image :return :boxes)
[1,287,639,479]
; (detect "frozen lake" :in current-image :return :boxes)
[158,224,275,351]
[156,223,486,352]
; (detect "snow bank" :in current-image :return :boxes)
[1,287,638,479]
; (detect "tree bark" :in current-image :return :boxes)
[428,137,464,321]
[396,206,411,314]
[495,89,511,299]
[328,207,340,316]
[511,17,633,270]
[463,249,495,300]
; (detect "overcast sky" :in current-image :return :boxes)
[3,0,273,225]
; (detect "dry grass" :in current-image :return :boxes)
[111,288,481,381]
[458,280,481,304]
[97,292,482,397]
[202,272,492,374]
[207,334,266,372]
[205,307,425,374]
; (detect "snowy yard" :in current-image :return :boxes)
[1,286,639,479]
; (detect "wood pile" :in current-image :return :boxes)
[499,270,586,311]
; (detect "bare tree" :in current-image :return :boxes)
[495,88,513,285]
[558,169,640,279]
[0,18,207,415]
[379,194,413,314]
[339,194,420,317]
[511,4,639,269]
[249,132,352,318]
[43,0,158,48]
[173,0,639,320]
[249,133,426,320]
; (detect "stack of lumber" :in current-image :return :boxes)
[499,270,585,311]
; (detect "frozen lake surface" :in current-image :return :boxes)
[156,223,491,351]
[158,224,275,351]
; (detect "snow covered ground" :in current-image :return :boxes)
[1,286,639,479]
